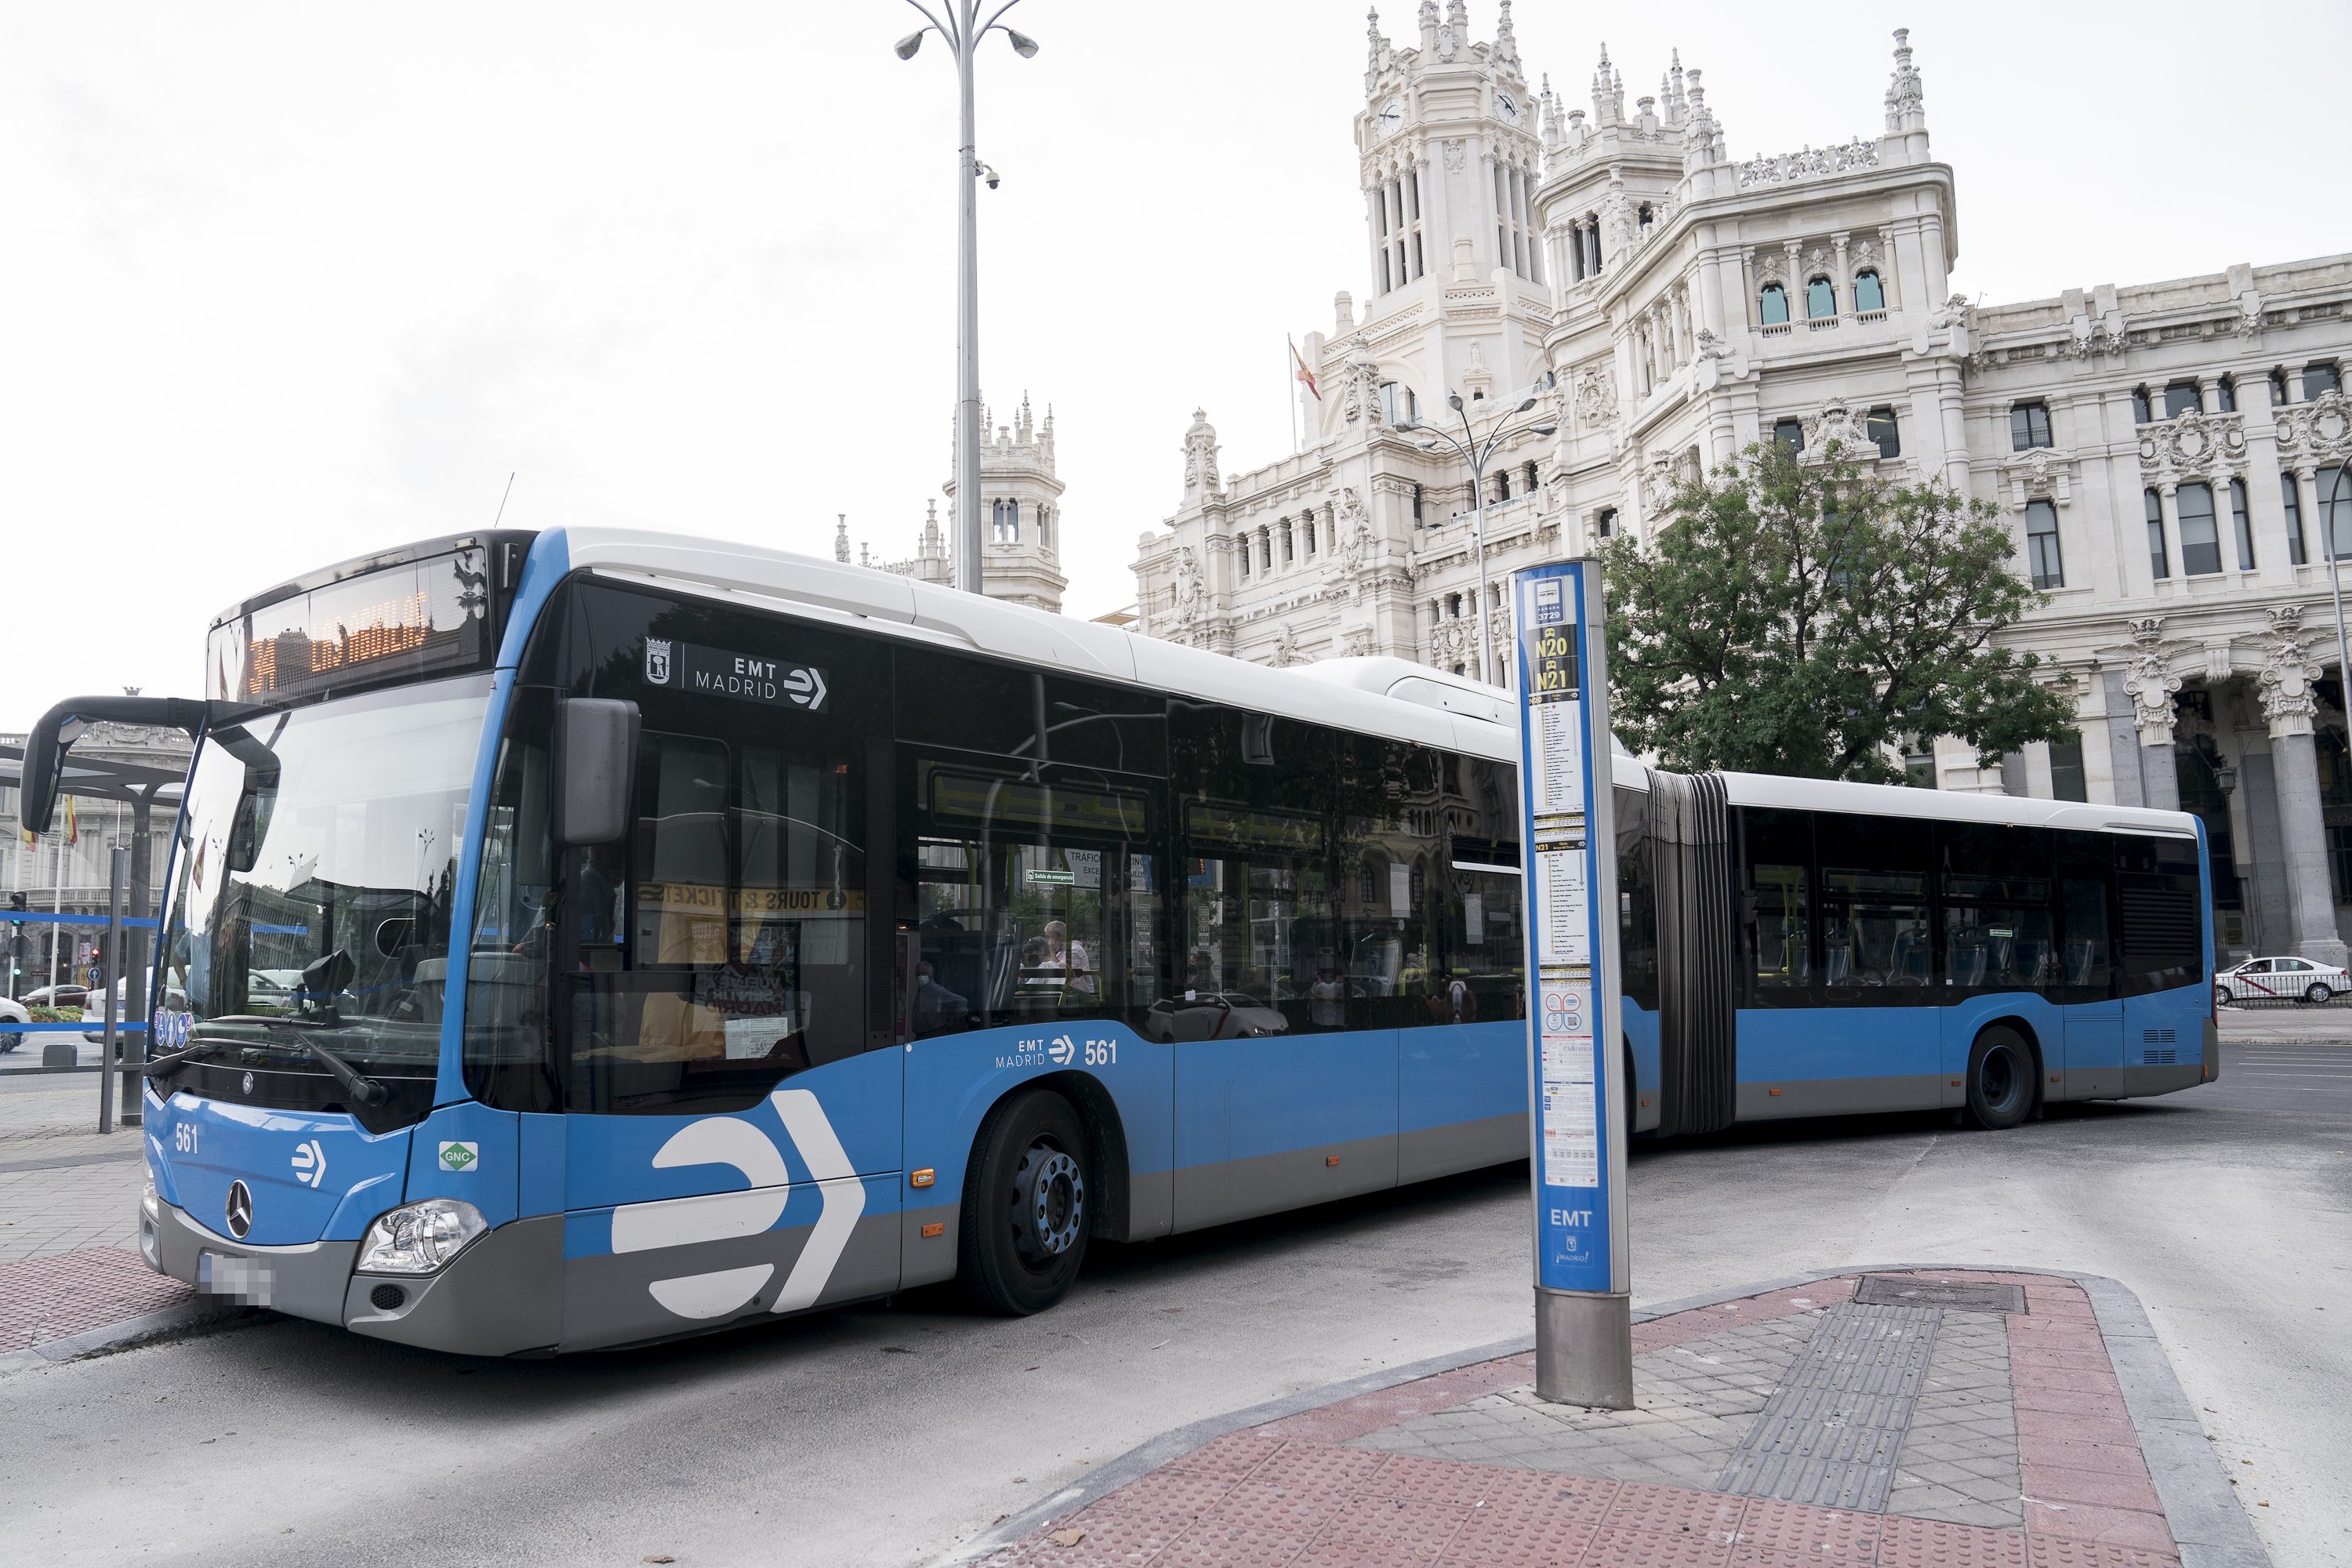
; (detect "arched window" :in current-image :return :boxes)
[991,498,1018,543]
[1637,202,1653,231]
[1238,533,1250,576]
[1524,461,1540,496]
[1806,277,1836,320]
[2132,386,2154,425]
[1038,505,1052,548]
[1260,528,1274,572]
[1495,469,1512,503]
[2216,375,2238,413]
[1853,269,1885,313]
[1759,283,1789,325]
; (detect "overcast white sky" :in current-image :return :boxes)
[3,1,2347,728]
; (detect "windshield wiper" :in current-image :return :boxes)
[142,1036,230,1080]
[263,1022,391,1108]
[143,1016,390,1107]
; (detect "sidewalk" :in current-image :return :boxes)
[0,1075,214,1364]
[970,1269,2266,1568]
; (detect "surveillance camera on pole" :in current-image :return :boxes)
[896,0,1040,596]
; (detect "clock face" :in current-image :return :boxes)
[1375,100,1403,137]
[1497,92,1521,125]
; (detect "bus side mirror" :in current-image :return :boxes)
[554,698,640,847]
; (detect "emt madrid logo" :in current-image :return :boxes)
[438,1141,481,1173]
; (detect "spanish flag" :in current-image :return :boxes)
[1289,336,1319,401]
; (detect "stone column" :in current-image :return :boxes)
[2258,605,2349,964]
[2120,618,2183,811]
[2102,671,2144,807]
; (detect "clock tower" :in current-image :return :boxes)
[1304,2,1553,443]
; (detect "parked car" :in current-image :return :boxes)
[0,996,29,1052]
[2216,956,2348,1006]
[19,983,89,1009]
[1143,991,1290,1043]
[81,974,187,1044]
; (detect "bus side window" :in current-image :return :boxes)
[2060,877,2112,996]
[1740,808,1814,1000]
[2115,835,2203,996]
[1822,814,1933,1000]
[1615,785,1658,1012]
[1935,823,2053,994]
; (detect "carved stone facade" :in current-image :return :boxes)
[1130,5,2352,960]
[851,393,1069,614]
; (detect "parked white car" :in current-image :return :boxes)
[2216,956,2348,1006]
[0,996,29,1053]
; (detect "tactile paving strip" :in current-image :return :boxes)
[1715,1301,1940,1510]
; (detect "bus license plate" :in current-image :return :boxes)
[197,1251,274,1305]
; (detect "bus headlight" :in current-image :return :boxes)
[357,1199,488,1275]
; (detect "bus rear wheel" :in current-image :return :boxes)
[960,1090,1091,1316]
[1965,1027,2034,1131]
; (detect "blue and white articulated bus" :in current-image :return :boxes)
[21,528,2215,1356]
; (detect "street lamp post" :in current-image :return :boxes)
[896,1,1037,596]
[1403,391,1558,685]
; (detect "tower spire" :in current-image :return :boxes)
[834,514,850,564]
[1494,0,1519,68]
[1884,27,1926,134]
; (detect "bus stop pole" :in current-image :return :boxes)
[1512,560,1634,1409]
[97,848,125,1135]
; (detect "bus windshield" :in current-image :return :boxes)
[155,676,489,1102]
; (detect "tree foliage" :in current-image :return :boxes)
[1599,440,2074,784]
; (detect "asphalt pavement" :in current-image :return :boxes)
[2,1036,2343,1568]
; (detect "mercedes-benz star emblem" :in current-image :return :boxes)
[241,1070,254,1094]
[224,1180,253,1240]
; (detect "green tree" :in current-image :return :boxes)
[1600,439,2074,783]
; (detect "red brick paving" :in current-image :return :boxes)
[983,1273,2194,1568]
[0,1244,191,1352]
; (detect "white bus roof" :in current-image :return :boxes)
[564,526,1511,759]
[561,526,2198,839]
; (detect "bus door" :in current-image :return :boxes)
[554,681,903,1348]
[1167,717,1398,1230]
[897,751,1173,1247]
[2056,832,2123,1098]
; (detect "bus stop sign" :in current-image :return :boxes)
[1512,560,1633,1409]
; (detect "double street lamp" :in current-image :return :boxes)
[1400,390,1558,686]
[896,1,1038,596]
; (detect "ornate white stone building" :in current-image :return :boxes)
[1129,2,2352,962]
[847,393,1069,613]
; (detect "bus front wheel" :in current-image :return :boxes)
[960,1089,1091,1316]
[1965,1027,2034,1131]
